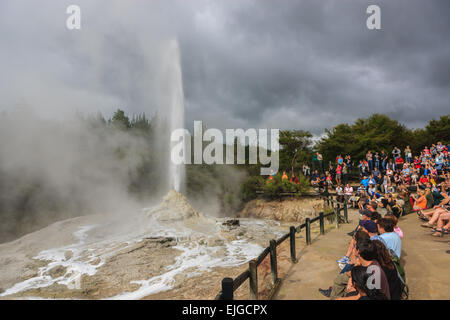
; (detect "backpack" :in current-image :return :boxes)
[390,251,409,300]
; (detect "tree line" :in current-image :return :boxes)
[0,109,448,243]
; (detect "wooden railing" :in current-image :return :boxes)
[215,187,349,300]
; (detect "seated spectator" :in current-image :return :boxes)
[321,238,391,300]
[368,174,376,187]
[395,156,404,171]
[336,184,344,203]
[361,176,370,189]
[344,183,353,205]
[411,169,419,185]
[358,189,368,211]
[412,189,428,211]
[425,187,434,208]
[372,240,403,300]
[384,213,403,239]
[420,190,450,227]
[398,190,412,214]
[339,266,388,300]
[386,166,394,177]
[430,208,450,237]
[348,201,380,237]
[337,221,381,269]
[325,171,333,186]
[367,183,382,200]
[377,218,402,258]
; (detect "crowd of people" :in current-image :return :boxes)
[318,211,405,300]
[316,142,449,300]
[310,143,449,220]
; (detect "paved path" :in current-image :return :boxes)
[275,209,450,300]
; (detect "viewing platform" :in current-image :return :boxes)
[274,209,450,300]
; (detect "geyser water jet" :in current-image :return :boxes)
[164,39,185,192]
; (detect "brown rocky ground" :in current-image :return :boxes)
[1,194,329,300]
[238,198,324,223]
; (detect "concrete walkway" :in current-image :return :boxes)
[274,209,450,300]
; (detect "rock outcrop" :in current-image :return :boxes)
[238,198,324,223]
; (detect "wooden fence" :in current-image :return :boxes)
[215,187,348,300]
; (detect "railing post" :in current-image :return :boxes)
[319,212,324,235]
[221,277,233,300]
[334,207,339,229]
[289,226,297,263]
[269,240,278,286]
[249,259,258,300]
[305,218,311,245]
[344,201,348,223]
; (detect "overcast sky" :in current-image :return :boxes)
[0,0,449,135]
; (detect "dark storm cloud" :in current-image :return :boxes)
[176,0,450,133]
[0,0,449,134]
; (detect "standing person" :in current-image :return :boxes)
[366,150,373,173]
[359,160,364,177]
[381,150,387,172]
[342,163,349,185]
[328,164,335,181]
[302,163,310,176]
[346,155,353,174]
[404,146,412,164]
[336,154,344,166]
[420,152,428,174]
[430,144,437,157]
[312,153,318,173]
[317,152,324,175]
[423,146,430,158]
[392,147,401,161]
[374,152,380,171]
[336,164,342,185]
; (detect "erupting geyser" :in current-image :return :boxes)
[164,39,185,193]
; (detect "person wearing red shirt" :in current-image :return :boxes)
[395,157,404,171]
[418,175,428,187]
[414,156,421,170]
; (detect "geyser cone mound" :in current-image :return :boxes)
[147,190,201,222]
